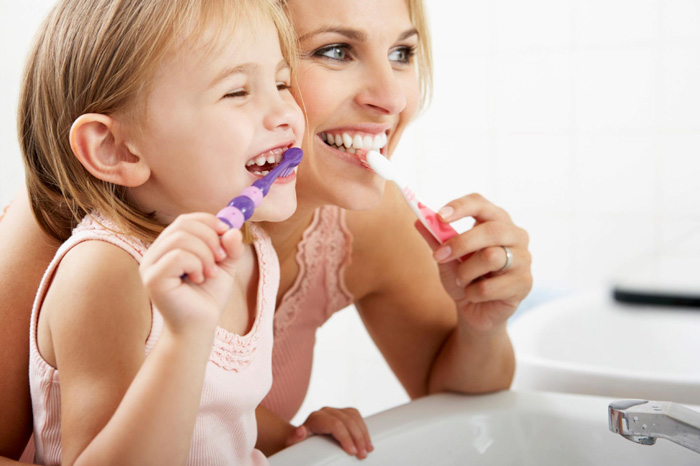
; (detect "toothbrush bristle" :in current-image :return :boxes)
[356,149,373,170]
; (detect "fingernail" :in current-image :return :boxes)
[349,446,358,455]
[217,220,230,230]
[217,247,227,260]
[438,205,454,220]
[434,246,452,262]
[456,277,465,287]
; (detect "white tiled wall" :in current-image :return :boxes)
[2,0,699,425]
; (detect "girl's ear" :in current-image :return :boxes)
[69,113,150,187]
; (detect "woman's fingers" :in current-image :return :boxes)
[439,193,511,224]
[433,221,528,264]
[454,244,531,286]
[303,407,373,459]
[462,268,534,304]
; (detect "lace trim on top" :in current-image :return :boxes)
[273,206,354,337]
[210,222,274,371]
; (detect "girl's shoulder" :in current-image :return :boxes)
[39,238,152,366]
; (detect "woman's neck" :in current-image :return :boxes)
[260,192,325,263]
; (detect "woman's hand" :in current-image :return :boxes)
[139,213,245,335]
[416,193,533,331]
[285,407,373,460]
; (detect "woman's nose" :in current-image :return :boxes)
[354,61,407,116]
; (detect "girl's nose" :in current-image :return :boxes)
[354,61,407,116]
[263,92,300,132]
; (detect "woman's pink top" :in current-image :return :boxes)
[29,213,277,465]
[262,206,355,421]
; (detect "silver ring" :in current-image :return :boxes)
[499,246,513,272]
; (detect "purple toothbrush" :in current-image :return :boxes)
[216,147,303,229]
[180,147,302,280]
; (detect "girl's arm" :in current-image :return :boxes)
[347,183,531,398]
[0,188,59,461]
[43,214,242,466]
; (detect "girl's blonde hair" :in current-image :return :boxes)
[20,0,297,243]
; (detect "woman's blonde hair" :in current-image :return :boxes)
[406,0,433,112]
[20,0,297,243]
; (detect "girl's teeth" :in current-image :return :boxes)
[255,156,267,166]
[246,160,255,167]
[261,170,270,175]
[266,154,276,164]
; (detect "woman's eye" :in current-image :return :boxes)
[389,46,416,64]
[314,44,350,62]
[277,82,291,91]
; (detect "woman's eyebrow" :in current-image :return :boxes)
[298,27,366,42]
[298,27,419,43]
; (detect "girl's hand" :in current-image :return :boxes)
[139,213,245,335]
[416,193,533,331]
[285,407,373,460]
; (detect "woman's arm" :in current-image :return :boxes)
[0,188,59,461]
[347,184,531,397]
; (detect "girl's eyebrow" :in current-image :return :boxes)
[210,59,289,88]
[297,27,418,43]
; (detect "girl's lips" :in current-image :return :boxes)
[248,168,297,184]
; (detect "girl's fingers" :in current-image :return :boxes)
[142,249,205,292]
[438,193,511,224]
[145,229,220,278]
[148,214,228,263]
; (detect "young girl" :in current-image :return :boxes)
[21,0,303,465]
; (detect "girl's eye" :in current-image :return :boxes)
[389,46,416,65]
[313,44,351,62]
[277,82,291,91]
[224,89,248,99]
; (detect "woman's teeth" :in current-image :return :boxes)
[320,132,387,153]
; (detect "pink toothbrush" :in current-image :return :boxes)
[361,150,459,245]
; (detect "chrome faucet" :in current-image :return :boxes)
[609,399,700,454]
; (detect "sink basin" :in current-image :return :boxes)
[268,391,699,465]
[510,289,700,405]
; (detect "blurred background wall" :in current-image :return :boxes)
[1,0,699,425]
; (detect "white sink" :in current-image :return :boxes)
[510,289,700,404]
[268,391,699,465]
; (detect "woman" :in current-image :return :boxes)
[0,0,532,462]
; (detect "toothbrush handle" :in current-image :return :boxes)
[416,202,459,244]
